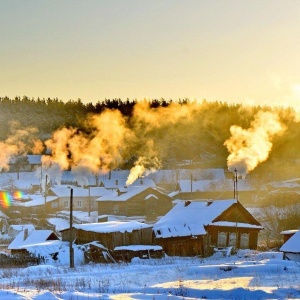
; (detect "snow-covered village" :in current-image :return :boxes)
[1,1,300,299]
[0,153,299,299]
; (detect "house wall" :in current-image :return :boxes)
[283,252,300,262]
[61,227,153,250]
[97,190,173,220]
[207,226,259,250]
[50,196,97,212]
[154,235,206,257]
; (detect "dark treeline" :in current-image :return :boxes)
[0,95,299,181]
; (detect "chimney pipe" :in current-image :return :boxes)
[23,228,28,241]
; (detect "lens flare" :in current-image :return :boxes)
[13,191,24,200]
[0,191,12,208]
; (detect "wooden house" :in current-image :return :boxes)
[11,194,58,218]
[60,221,153,250]
[280,229,299,243]
[96,186,173,222]
[153,199,263,257]
[280,229,300,262]
[46,186,112,213]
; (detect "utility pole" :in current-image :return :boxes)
[44,175,48,205]
[88,186,91,217]
[233,168,239,249]
[234,168,239,202]
[69,188,74,268]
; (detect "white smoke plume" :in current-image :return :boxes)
[43,102,201,186]
[224,111,286,176]
[44,109,132,179]
[0,122,43,171]
[126,155,161,186]
[40,156,63,186]
[123,101,201,184]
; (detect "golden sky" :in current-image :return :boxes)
[1,0,300,110]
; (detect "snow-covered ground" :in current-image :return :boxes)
[0,250,299,299]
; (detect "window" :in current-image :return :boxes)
[64,201,69,208]
[77,200,82,208]
[240,233,249,249]
[217,232,227,247]
[113,204,119,214]
[51,202,58,208]
[229,232,237,247]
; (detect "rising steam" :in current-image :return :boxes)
[43,109,133,186]
[0,122,43,171]
[43,102,202,186]
[224,111,286,176]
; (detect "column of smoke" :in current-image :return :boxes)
[125,101,200,185]
[0,122,43,172]
[224,111,286,177]
[43,109,133,186]
[43,101,201,187]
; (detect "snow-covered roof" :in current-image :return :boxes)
[154,200,235,238]
[109,170,130,179]
[211,221,263,229]
[12,194,58,207]
[8,224,35,232]
[114,245,162,251]
[0,173,41,190]
[49,186,113,198]
[96,186,163,202]
[8,229,59,250]
[269,178,300,189]
[281,229,299,235]
[27,155,42,165]
[280,230,300,253]
[153,199,260,238]
[61,221,151,233]
[178,179,254,193]
[100,178,156,189]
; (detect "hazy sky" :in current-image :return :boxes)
[1,0,300,110]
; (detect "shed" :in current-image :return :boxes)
[60,221,153,250]
[280,230,300,262]
[8,229,60,256]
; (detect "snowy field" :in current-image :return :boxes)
[0,250,299,299]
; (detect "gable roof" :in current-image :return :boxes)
[153,199,262,239]
[99,178,156,189]
[27,155,42,165]
[8,229,59,250]
[178,179,254,193]
[280,230,300,253]
[96,186,168,202]
[49,186,112,198]
[60,220,151,233]
[12,194,58,207]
